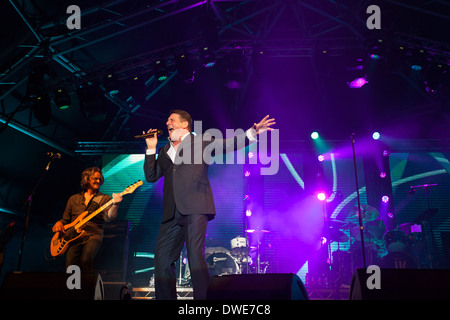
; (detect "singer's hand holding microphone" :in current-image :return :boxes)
[142,129,158,149]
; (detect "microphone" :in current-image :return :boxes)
[134,129,163,139]
[47,152,61,159]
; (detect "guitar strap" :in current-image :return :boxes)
[91,195,105,205]
[86,194,107,214]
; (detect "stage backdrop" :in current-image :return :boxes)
[99,148,450,287]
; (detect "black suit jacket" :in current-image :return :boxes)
[144,131,253,223]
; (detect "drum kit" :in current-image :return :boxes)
[320,204,431,287]
[177,229,271,285]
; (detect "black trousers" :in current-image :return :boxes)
[154,209,210,300]
[65,235,102,273]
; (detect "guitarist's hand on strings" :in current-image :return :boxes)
[52,221,65,233]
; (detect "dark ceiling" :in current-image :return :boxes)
[1,0,449,221]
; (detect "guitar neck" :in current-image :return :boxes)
[74,194,121,229]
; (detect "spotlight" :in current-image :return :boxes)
[311,132,319,140]
[31,94,51,125]
[201,47,216,68]
[77,82,108,122]
[54,88,71,110]
[244,171,251,177]
[245,209,252,217]
[379,172,386,178]
[372,132,380,140]
[317,192,326,201]
[154,60,168,81]
[381,195,389,203]
[387,212,395,219]
[346,63,368,88]
[175,54,196,84]
[368,39,383,60]
[348,77,368,88]
[103,73,120,95]
[318,155,325,162]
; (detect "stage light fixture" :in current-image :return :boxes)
[311,132,319,140]
[154,60,168,81]
[103,73,120,95]
[31,94,51,125]
[372,132,380,140]
[348,77,368,88]
[346,62,368,88]
[77,82,108,122]
[175,54,196,84]
[381,195,389,203]
[368,39,383,60]
[201,47,216,68]
[317,192,326,201]
[318,155,325,162]
[54,88,71,110]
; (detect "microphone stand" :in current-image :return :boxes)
[351,133,367,269]
[17,155,58,271]
[411,183,438,269]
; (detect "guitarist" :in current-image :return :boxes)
[51,167,123,273]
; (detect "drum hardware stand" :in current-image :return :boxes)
[321,201,332,287]
[178,251,183,286]
[255,231,262,274]
[411,183,438,269]
[351,133,367,269]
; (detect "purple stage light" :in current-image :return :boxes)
[246,209,252,217]
[317,192,326,201]
[379,172,386,178]
[381,195,389,203]
[318,155,325,162]
[244,171,251,177]
[348,77,368,88]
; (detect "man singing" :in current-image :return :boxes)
[143,109,275,299]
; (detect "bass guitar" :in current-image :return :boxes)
[50,180,142,257]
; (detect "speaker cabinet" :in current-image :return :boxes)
[207,273,309,300]
[95,220,129,282]
[0,272,103,300]
[349,268,450,300]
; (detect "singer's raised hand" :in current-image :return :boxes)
[144,128,158,149]
[253,115,276,135]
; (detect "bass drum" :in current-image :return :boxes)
[206,252,239,276]
[380,251,418,269]
[384,230,408,253]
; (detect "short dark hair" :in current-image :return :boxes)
[80,167,104,189]
[170,109,192,131]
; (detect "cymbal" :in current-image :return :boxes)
[325,228,349,242]
[350,221,384,241]
[245,229,270,234]
[328,220,347,228]
[349,204,379,222]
